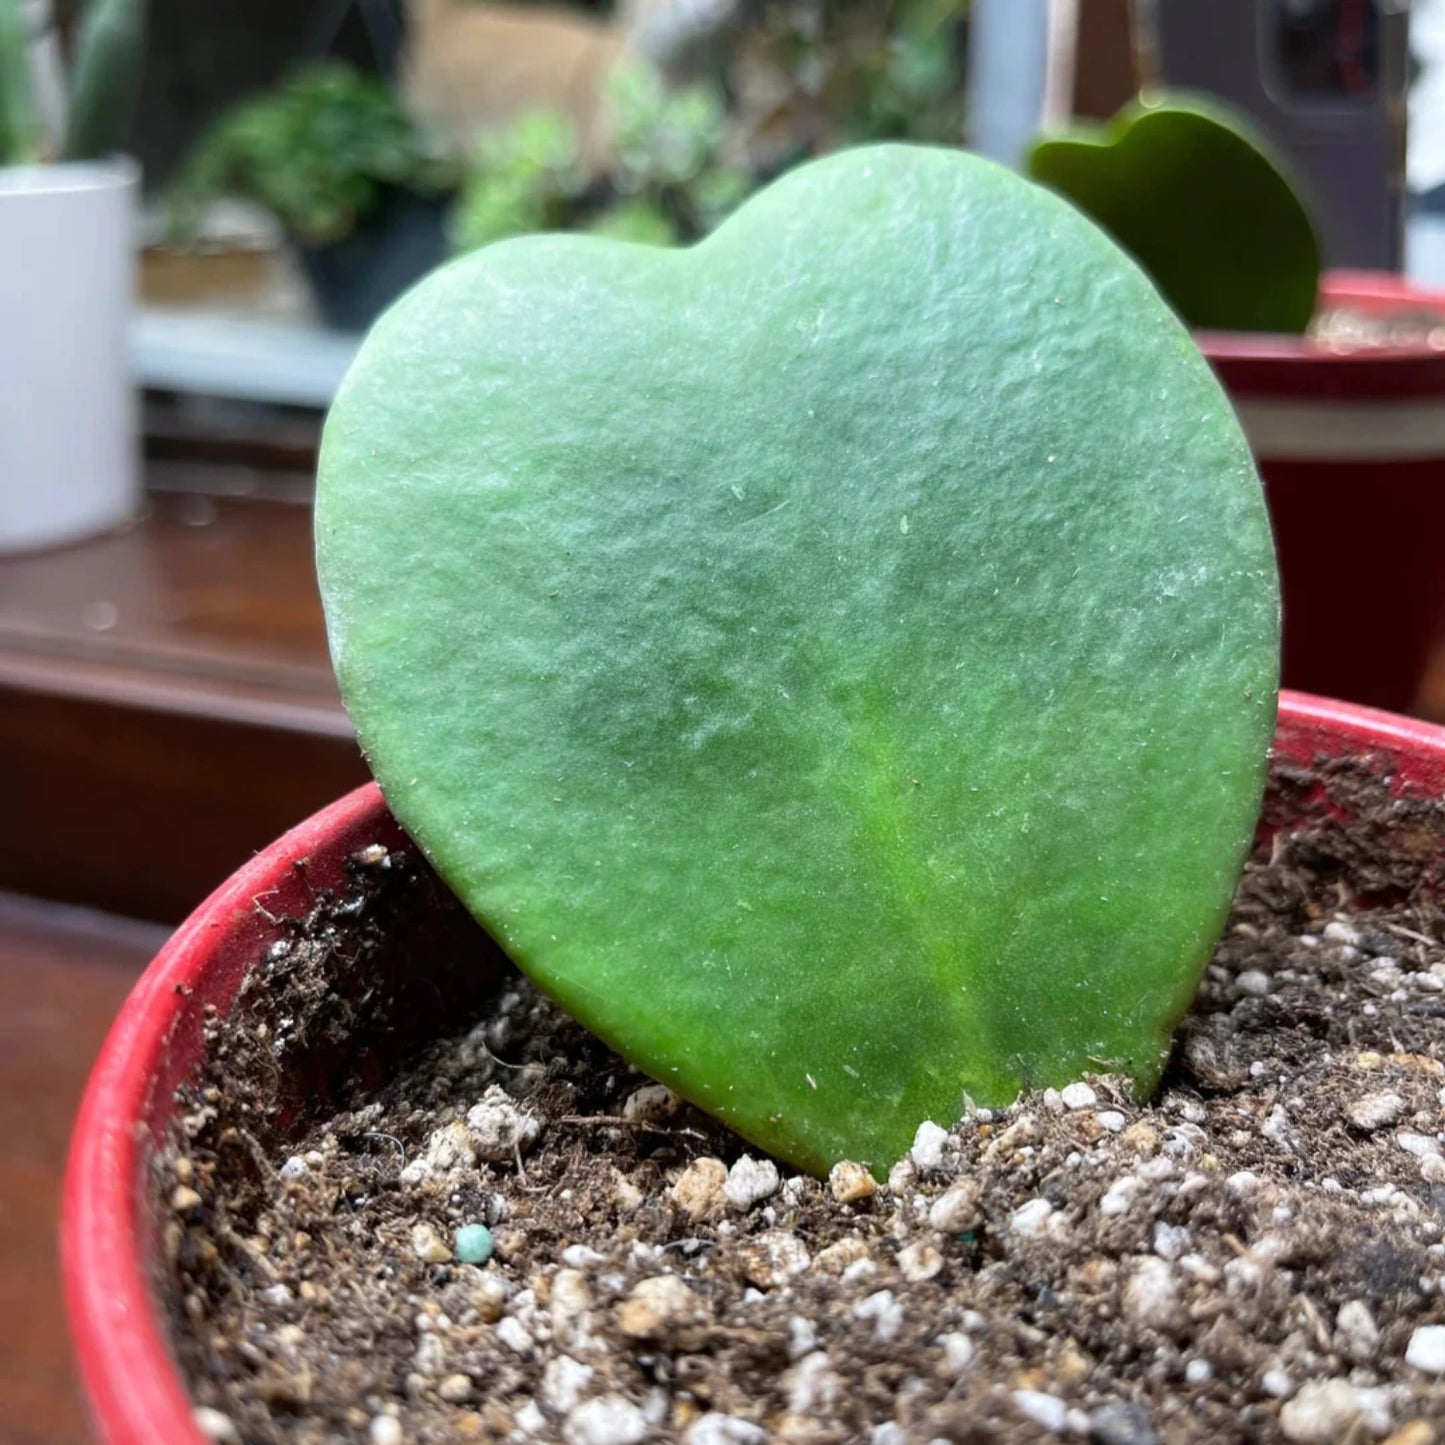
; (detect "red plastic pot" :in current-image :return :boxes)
[1201,271,1445,714]
[62,690,1445,1445]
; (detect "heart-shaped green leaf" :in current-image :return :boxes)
[317,144,1279,1174]
[1027,98,1320,334]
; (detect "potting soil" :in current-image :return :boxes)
[163,755,1445,1444]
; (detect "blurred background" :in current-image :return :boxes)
[2,2,1444,1438]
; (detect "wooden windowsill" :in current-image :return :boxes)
[1,486,346,736]
[0,478,369,922]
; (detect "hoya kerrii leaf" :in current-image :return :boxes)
[317,144,1279,1174]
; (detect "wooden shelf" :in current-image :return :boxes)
[0,481,369,922]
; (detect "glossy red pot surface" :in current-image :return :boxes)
[1202,272,1445,713]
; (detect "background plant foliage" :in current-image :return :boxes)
[452,61,750,253]
[169,63,458,245]
[453,0,969,253]
[168,2,970,254]
[0,0,146,165]
[725,0,971,162]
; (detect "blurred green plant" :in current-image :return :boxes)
[722,0,971,165]
[452,58,752,253]
[168,63,458,246]
[0,0,147,165]
[449,109,583,253]
[843,2,969,146]
[585,196,677,246]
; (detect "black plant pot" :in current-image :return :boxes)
[295,188,451,332]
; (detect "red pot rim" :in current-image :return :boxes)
[61,690,1445,1445]
[1201,270,1445,400]
[63,782,403,1445]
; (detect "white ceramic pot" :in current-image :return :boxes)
[0,158,138,553]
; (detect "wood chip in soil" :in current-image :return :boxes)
[163,757,1445,1444]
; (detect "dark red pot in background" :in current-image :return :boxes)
[1202,271,1445,715]
[62,692,1445,1445]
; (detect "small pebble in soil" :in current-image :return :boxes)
[1279,1379,1390,1443]
[1336,1299,1382,1363]
[787,1315,818,1359]
[805,1237,862,1278]
[1152,1221,1191,1261]
[465,1085,542,1161]
[684,1416,767,1445]
[786,1351,842,1414]
[437,1372,472,1403]
[561,1243,604,1268]
[1399,1131,1441,1159]
[1060,1081,1097,1110]
[724,1155,780,1210]
[738,1229,810,1287]
[366,1416,402,1445]
[1406,1324,1445,1374]
[551,1267,591,1347]
[542,1355,595,1413]
[1346,1086,1404,1132]
[617,1274,701,1340]
[1008,1196,1055,1236]
[495,1315,532,1356]
[171,1185,202,1214]
[400,1120,474,1187]
[472,1272,508,1323]
[620,1083,681,1124]
[1013,1389,1070,1432]
[1123,1256,1183,1334]
[939,1331,976,1376]
[897,1238,943,1282]
[611,1169,644,1214]
[1260,1367,1294,1399]
[409,1222,450,1264]
[1099,1176,1139,1215]
[928,1178,982,1233]
[672,1157,727,1220]
[908,1119,950,1170]
[1388,1424,1439,1445]
[1087,1401,1159,1445]
[562,1393,648,1445]
[827,1159,877,1203]
[853,1288,904,1342]
[192,1407,240,1444]
[453,1223,493,1264]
